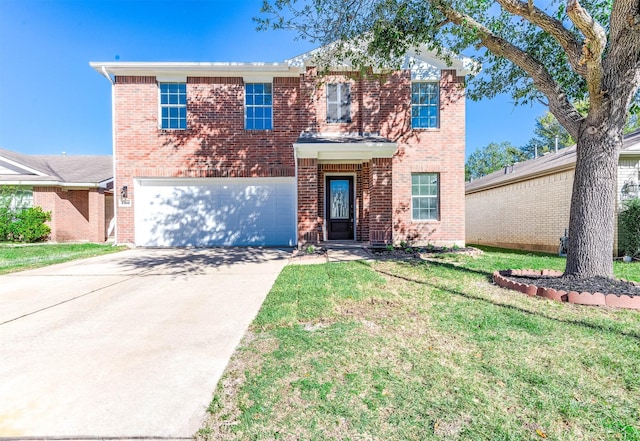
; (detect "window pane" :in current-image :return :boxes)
[327,84,338,101]
[411,173,439,220]
[411,82,438,129]
[245,83,272,130]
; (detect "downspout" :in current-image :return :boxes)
[101,66,118,246]
[293,143,299,248]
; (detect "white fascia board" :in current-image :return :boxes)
[0,156,48,177]
[286,42,479,77]
[406,46,479,77]
[294,142,397,160]
[0,180,103,188]
[98,177,114,189]
[89,62,302,79]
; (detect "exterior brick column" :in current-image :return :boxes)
[297,158,319,244]
[369,158,393,246]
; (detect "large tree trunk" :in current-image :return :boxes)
[565,125,623,278]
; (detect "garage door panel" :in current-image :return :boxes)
[135,178,296,247]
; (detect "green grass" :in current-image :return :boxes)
[0,242,126,274]
[199,247,640,441]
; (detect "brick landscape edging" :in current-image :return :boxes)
[492,269,640,310]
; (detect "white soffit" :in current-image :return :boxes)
[89,61,302,78]
[294,142,397,160]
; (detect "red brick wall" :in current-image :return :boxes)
[34,187,107,242]
[113,76,303,243]
[381,70,466,246]
[297,158,319,243]
[114,67,466,246]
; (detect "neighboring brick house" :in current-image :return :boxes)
[90,45,473,247]
[0,148,114,242]
[465,130,640,255]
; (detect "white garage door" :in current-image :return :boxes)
[134,177,296,247]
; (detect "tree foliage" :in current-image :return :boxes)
[259,0,640,278]
[466,142,527,180]
[619,198,640,257]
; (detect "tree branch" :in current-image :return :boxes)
[495,0,587,77]
[566,0,607,108]
[438,5,583,138]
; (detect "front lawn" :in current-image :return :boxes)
[199,248,640,440]
[0,243,126,275]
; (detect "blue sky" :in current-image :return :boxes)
[0,0,545,159]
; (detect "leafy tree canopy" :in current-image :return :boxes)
[466,142,527,180]
[259,0,638,140]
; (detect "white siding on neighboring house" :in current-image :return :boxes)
[618,158,640,205]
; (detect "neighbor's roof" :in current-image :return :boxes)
[465,130,640,194]
[0,147,113,187]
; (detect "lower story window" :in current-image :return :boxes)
[412,173,439,220]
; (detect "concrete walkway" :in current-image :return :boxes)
[289,242,374,265]
[0,247,289,439]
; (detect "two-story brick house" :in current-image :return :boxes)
[91,45,472,247]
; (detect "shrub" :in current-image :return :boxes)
[0,196,12,241]
[8,207,52,243]
[619,198,640,257]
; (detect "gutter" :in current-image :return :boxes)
[465,163,576,195]
[0,180,105,188]
[104,66,119,245]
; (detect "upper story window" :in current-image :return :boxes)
[245,83,273,130]
[412,173,439,220]
[327,83,351,123]
[159,83,187,129]
[411,82,439,129]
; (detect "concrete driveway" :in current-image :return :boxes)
[0,247,290,439]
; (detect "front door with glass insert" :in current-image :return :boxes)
[326,176,354,240]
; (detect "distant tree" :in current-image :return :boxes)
[466,142,527,180]
[521,111,574,159]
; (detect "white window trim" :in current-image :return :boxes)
[244,82,273,131]
[411,81,440,129]
[411,173,440,221]
[158,82,187,130]
[326,83,351,123]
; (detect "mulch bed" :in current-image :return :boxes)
[501,271,640,297]
[369,246,481,259]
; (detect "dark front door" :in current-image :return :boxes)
[326,176,354,240]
